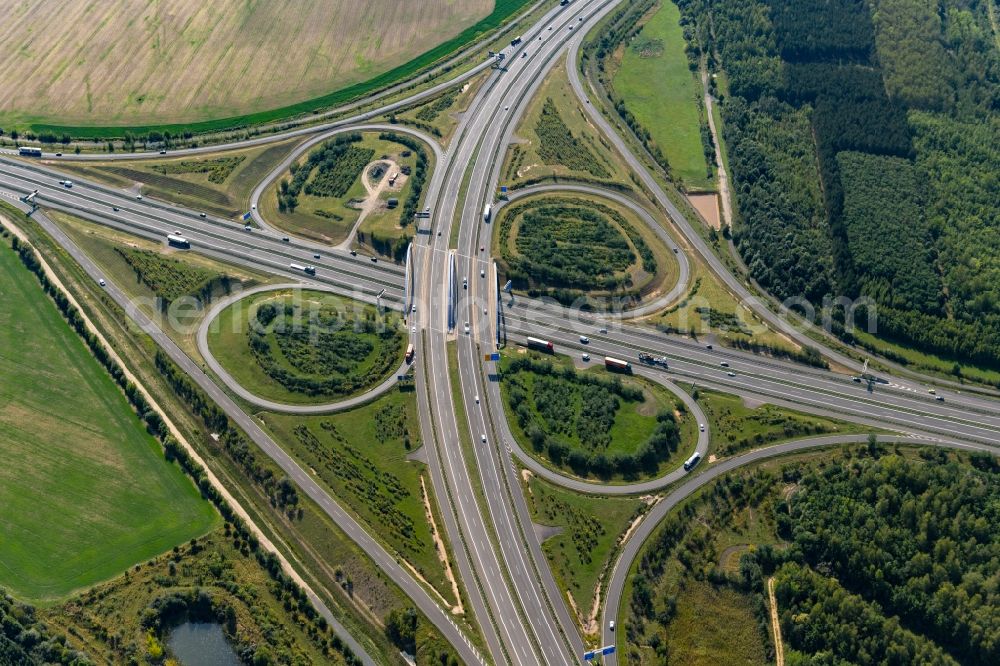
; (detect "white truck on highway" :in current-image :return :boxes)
[166,234,190,249]
[290,263,316,275]
[483,202,492,222]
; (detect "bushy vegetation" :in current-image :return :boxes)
[116,247,229,304]
[623,444,1000,666]
[534,98,610,177]
[0,591,91,665]
[498,197,656,304]
[414,89,459,122]
[674,0,1000,371]
[502,355,683,479]
[246,302,404,398]
[277,133,365,212]
[767,452,1000,664]
[150,155,245,183]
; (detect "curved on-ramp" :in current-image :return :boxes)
[249,123,444,239]
[197,283,412,414]
[487,360,709,496]
[495,183,691,319]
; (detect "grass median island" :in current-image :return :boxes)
[501,351,696,481]
[261,390,460,607]
[55,137,305,218]
[261,132,427,253]
[503,58,632,189]
[495,194,676,307]
[206,289,405,404]
[0,234,218,603]
[523,473,644,633]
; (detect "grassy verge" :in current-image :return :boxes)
[55,137,306,219]
[501,57,638,190]
[259,388,461,607]
[48,210,275,361]
[205,288,405,405]
[522,473,643,635]
[26,0,537,140]
[0,230,218,604]
[612,1,712,189]
[389,68,492,145]
[679,385,873,458]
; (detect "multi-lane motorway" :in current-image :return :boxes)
[2,0,998,663]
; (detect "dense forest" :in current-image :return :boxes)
[625,446,1000,665]
[674,0,1000,371]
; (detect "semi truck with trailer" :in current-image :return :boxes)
[405,343,415,363]
[605,356,632,372]
[290,263,317,275]
[526,337,554,353]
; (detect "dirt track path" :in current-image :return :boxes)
[337,158,399,249]
[701,67,732,228]
[768,577,785,666]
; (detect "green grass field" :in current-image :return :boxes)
[612,1,712,189]
[0,241,218,603]
[524,474,642,631]
[261,389,459,606]
[206,289,405,404]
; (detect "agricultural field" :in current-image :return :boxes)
[684,386,871,457]
[0,0,494,130]
[500,350,697,481]
[55,137,306,219]
[32,531,349,665]
[523,474,644,633]
[495,194,676,307]
[502,58,634,188]
[0,236,218,603]
[261,390,461,608]
[611,1,713,189]
[206,288,406,404]
[260,132,427,253]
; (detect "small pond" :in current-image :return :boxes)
[167,622,241,666]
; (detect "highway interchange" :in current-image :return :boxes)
[1,0,999,663]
